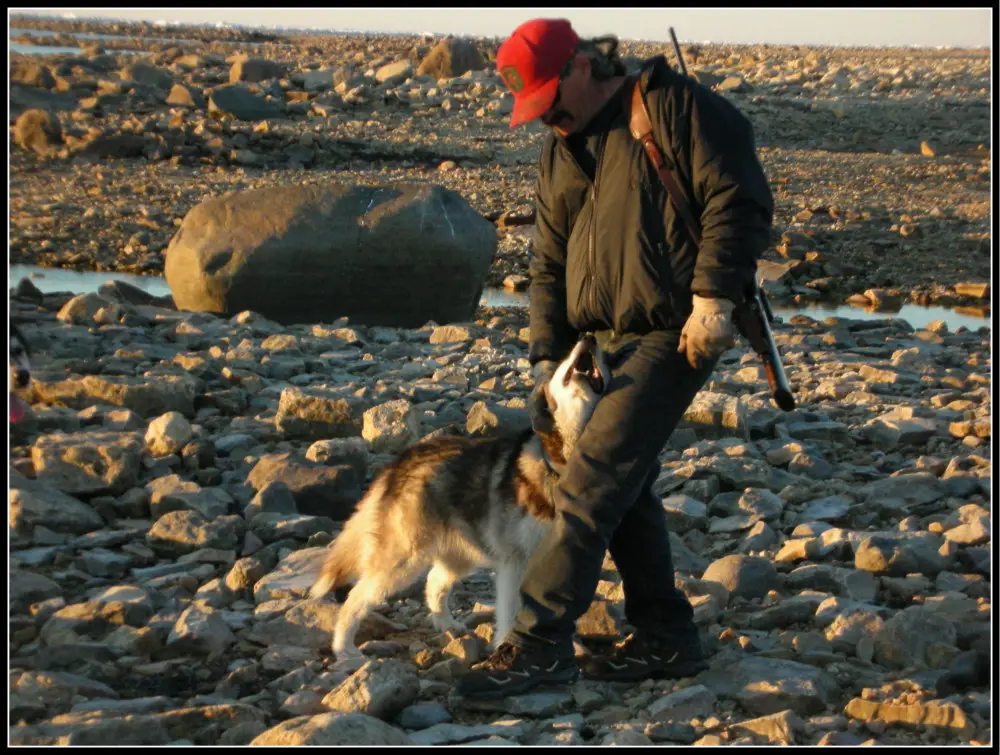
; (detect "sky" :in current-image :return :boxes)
[9,8,994,48]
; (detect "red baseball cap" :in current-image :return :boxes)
[496,18,579,128]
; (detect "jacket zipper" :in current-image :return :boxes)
[590,130,609,330]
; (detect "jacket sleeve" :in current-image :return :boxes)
[660,75,774,302]
[528,137,577,365]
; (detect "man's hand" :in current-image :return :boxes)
[678,295,736,369]
[527,360,557,434]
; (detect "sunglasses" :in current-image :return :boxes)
[549,85,562,112]
[542,60,575,124]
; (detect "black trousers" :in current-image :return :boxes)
[511,329,717,653]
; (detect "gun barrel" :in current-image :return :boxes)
[753,287,795,410]
[668,27,688,76]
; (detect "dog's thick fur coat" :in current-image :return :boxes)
[309,336,609,659]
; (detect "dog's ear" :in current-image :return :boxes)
[536,384,566,467]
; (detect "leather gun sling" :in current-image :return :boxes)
[626,78,702,247]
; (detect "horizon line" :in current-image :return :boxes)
[8,11,992,51]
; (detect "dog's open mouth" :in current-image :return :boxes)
[568,347,605,394]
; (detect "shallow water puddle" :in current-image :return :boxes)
[9,264,991,332]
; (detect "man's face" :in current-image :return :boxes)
[539,54,590,137]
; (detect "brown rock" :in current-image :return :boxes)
[775,243,806,260]
[727,710,804,745]
[953,282,989,299]
[12,60,56,89]
[245,452,362,519]
[417,38,485,80]
[166,83,205,109]
[844,697,973,737]
[31,431,143,497]
[229,57,285,83]
[863,288,904,312]
[13,108,64,156]
[249,712,413,746]
[575,598,622,639]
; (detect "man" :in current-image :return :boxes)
[456,18,774,698]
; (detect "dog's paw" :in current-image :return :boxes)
[430,614,466,636]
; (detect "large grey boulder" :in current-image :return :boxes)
[165,184,496,327]
[207,83,284,121]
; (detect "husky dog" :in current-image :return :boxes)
[9,323,32,424]
[309,335,610,660]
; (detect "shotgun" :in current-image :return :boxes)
[666,27,795,411]
[733,279,796,411]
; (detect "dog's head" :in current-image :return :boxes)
[10,324,32,424]
[540,334,610,464]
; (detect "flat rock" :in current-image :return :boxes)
[698,650,839,715]
[145,511,246,557]
[246,453,362,519]
[33,374,200,418]
[250,712,413,746]
[274,387,361,440]
[31,431,143,497]
[208,82,284,120]
[9,477,105,535]
[322,659,420,721]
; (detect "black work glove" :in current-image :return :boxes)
[527,359,557,434]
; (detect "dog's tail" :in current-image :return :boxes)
[309,507,368,600]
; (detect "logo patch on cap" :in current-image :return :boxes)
[500,65,524,92]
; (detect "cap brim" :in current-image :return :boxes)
[508,76,560,129]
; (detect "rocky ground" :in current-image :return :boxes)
[7,16,994,748]
[9,277,992,745]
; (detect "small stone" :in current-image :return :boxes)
[145,412,193,457]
